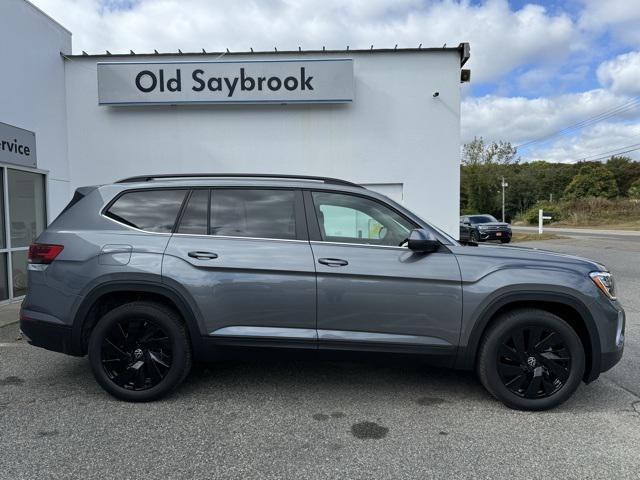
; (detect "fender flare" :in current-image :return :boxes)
[70,280,205,357]
[457,291,602,382]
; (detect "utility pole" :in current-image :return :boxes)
[501,176,508,222]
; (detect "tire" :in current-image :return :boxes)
[477,308,584,411]
[470,231,480,243]
[500,238,511,244]
[88,301,192,402]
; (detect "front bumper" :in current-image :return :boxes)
[479,230,512,241]
[600,347,624,373]
[20,317,77,356]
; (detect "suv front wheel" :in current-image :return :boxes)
[88,301,192,402]
[477,308,585,410]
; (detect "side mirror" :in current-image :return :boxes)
[407,229,440,253]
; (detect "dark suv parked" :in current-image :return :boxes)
[460,214,512,243]
[20,174,624,410]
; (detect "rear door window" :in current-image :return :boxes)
[210,189,297,240]
[177,189,209,235]
[105,189,187,233]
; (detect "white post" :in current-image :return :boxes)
[538,209,552,234]
[501,177,508,223]
[538,209,543,234]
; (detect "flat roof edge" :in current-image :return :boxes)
[64,42,470,66]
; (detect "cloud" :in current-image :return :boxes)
[527,122,640,163]
[597,51,640,96]
[579,0,640,47]
[462,88,640,161]
[31,0,579,83]
[462,89,629,143]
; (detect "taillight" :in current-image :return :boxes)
[28,243,64,264]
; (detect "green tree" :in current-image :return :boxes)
[606,156,640,196]
[461,137,518,215]
[563,163,619,199]
[629,178,640,199]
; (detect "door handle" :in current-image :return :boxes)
[188,251,218,260]
[318,258,348,267]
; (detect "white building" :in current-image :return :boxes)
[0,0,469,301]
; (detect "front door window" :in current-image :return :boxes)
[311,191,413,247]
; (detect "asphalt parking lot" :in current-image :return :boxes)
[1,235,639,479]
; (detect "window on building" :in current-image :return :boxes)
[312,191,413,246]
[210,189,296,240]
[105,189,187,233]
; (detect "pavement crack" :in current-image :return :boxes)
[604,378,640,400]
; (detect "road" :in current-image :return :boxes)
[1,236,639,479]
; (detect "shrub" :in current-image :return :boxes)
[629,179,640,199]
[523,201,563,224]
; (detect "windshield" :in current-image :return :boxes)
[469,215,498,224]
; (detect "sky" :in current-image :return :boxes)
[30,0,640,163]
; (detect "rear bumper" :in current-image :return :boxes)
[20,317,80,356]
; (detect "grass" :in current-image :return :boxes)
[510,232,567,243]
[514,198,640,231]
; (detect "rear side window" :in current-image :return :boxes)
[105,189,187,233]
[210,189,296,240]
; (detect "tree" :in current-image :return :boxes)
[606,156,640,196]
[563,163,619,199]
[629,178,640,199]
[460,137,518,215]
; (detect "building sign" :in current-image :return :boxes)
[97,59,354,106]
[0,122,37,168]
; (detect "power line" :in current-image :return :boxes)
[576,134,640,161]
[579,145,640,163]
[549,142,640,164]
[516,97,640,149]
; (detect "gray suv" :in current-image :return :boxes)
[20,174,624,410]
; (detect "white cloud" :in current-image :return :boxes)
[597,51,640,96]
[527,122,640,163]
[462,89,630,143]
[579,0,640,46]
[31,0,579,83]
[462,88,640,162]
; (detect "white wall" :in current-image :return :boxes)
[65,51,461,237]
[0,0,72,221]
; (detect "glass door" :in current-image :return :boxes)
[0,166,47,301]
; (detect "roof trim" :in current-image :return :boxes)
[64,42,470,67]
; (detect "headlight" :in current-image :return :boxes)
[478,225,487,230]
[590,271,616,300]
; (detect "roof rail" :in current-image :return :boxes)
[115,173,362,188]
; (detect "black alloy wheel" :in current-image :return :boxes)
[477,308,584,410]
[497,326,570,399]
[470,230,480,242]
[89,301,191,402]
[101,318,172,391]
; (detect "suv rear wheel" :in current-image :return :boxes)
[477,308,585,410]
[88,301,192,402]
